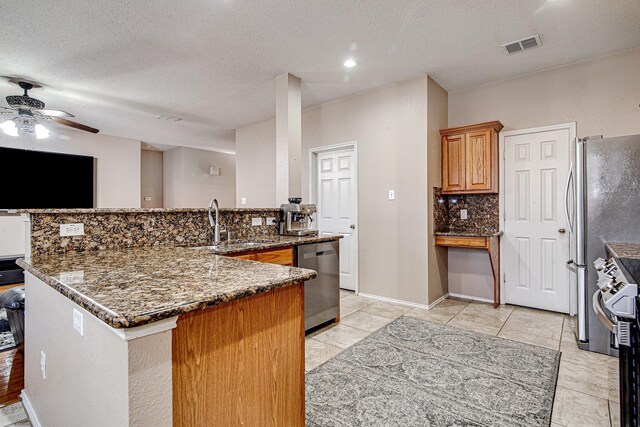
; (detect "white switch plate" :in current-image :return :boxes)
[73,308,84,336]
[460,209,468,220]
[251,217,263,226]
[60,223,84,237]
[241,197,247,205]
[388,190,396,200]
[40,351,46,380]
[266,217,277,225]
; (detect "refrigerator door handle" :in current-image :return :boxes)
[564,166,574,234]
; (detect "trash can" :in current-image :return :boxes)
[0,287,25,353]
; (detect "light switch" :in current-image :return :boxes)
[73,308,84,336]
[241,197,247,205]
[251,217,263,226]
[460,209,468,220]
[388,190,396,201]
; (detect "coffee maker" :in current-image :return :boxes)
[278,198,318,236]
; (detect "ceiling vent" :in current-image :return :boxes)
[501,34,542,55]
[156,114,182,122]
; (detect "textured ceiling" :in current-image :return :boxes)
[1,0,639,151]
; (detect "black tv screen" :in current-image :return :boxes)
[0,147,95,209]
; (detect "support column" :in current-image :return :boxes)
[275,73,302,204]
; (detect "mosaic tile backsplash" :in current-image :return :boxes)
[27,208,281,256]
[433,189,499,236]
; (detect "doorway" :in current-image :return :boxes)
[501,123,576,314]
[309,142,359,292]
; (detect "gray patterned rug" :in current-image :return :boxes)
[0,308,16,352]
[306,316,560,426]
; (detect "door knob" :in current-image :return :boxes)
[558,228,566,234]
[350,224,356,229]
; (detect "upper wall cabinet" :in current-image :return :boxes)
[440,121,503,194]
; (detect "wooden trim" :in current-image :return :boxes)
[172,283,305,427]
[434,235,501,308]
[439,120,504,136]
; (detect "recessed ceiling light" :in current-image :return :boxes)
[343,58,357,68]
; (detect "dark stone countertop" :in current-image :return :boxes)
[434,230,502,238]
[605,242,640,283]
[199,234,342,255]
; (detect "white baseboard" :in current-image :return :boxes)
[20,390,42,427]
[428,293,450,309]
[448,292,494,304]
[357,293,428,309]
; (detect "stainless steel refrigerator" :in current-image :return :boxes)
[566,134,640,355]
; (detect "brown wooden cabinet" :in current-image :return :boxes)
[231,246,294,266]
[440,121,503,194]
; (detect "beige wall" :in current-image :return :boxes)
[24,273,172,427]
[236,76,449,305]
[163,146,236,208]
[426,77,449,304]
[448,48,640,300]
[236,119,276,207]
[141,149,164,208]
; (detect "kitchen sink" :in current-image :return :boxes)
[190,241,263,250]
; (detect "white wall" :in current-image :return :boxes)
[236,76,448,305]
[163,146,236,208]
[448,48,640,300]
[0,129,141,256]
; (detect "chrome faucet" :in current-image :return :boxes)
[208,198,220,242]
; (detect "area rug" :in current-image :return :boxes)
[0,308,16,352]
[306,316,560,427]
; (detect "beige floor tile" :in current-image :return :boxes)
[0,403,28,427]
[305,321,339,338]
[340,289,355,299]
[557,356,611,400]
[559,340,616,366]
[551,386,610,427]
[608,362,620,403]
[305,337,343,372]
[340,295,376,317]
[609,400,620,427]
[446,317,501,336]
[451,302,514,329]
[341,311,393,332]
[5,420,31,427]
[497,328,560,350]
[404,307,454,324]
[500,314,563,341]
[361,301,412,319]
[312,323,372,349]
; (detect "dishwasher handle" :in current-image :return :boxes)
[303,249,336,259]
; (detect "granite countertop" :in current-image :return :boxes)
[18,207,279,214]
[434,230,502,238]
[199,234,342,255]
[605,243,640,260]
[18,246,317,329]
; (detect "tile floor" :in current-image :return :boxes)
[306,291,620,427]
[1,291,621,427]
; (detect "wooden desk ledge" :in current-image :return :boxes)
[434,235,501,308]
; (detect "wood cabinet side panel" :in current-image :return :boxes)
[172,283,305,427]
[231,247,294,266]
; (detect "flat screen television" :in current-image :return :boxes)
[0,147,95,209]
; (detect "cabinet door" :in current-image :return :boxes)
[465,129,493,191]
[442,134,466,193]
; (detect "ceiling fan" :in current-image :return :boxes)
[0,81,99,139]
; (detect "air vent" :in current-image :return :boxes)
[501,34,542,55]
[156,114,182,122]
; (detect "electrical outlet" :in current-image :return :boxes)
[460,209,468,220]
[144,196,152,202]
[60,223,84,237]
[40,351,46,380]
[73,308,84,336]
[251,217,263,226]
[388,190,396,201]
[266,217,277,225]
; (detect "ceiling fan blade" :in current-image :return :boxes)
[38,109,75,118]
[50,117,99,134]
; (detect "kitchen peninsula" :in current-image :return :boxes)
[15,208,340,427]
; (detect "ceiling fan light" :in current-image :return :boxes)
[0,120,18,137]
[35,123,50,139]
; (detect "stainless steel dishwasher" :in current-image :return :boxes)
[296,240,340,330]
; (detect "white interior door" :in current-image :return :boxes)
[504,128,571,313]
[315,147,358,291]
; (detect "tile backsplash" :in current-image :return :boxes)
[433,188,499,235]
